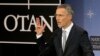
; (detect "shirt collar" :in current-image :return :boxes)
[62,22,73,33]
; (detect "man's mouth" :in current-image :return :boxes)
[57,22,61,24]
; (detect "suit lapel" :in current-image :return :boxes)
[54,25,76,56]
[64,25,76,54]
[54,28,63,56]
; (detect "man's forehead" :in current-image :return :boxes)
[56,8,66,10]
[56,8,68,14]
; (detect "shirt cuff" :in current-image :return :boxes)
[36,34,43,39]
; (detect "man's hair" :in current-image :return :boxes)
[57,4,74,15]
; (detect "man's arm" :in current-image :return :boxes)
[34,17,55,56]
[36,35,46,52]
[80,31,94,56]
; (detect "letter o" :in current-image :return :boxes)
[4,15,18,32]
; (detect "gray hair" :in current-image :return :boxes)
[57,4,74,15]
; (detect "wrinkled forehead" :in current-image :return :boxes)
[56,8,69,14]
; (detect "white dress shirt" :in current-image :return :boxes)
[61,22,73,47]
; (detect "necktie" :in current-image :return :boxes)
[62,30,66,51]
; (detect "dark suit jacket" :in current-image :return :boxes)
[37,25,94,56]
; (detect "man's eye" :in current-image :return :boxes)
[58,15,63,16]
[55,14,64,17]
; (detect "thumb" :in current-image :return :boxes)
[43,24,46,30]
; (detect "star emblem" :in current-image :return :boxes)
[87,10,95,19]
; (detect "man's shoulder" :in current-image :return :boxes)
[73,24,87,33]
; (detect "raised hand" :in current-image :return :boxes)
[35,17,46,35]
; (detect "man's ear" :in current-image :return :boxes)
[68,14,72,20]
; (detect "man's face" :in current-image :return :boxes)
[55,8,72,28]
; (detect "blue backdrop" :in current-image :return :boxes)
[65,0,100,56]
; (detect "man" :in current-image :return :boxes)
[35,4,94,56]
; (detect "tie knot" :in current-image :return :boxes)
[62,30,66,38]
[62,30,66,34]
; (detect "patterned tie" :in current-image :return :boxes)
[62,30,66,51]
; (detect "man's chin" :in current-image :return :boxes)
[58,25,62,28]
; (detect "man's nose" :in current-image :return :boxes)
[56,18,60,21]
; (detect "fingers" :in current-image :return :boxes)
[35,17,46,33]
[36,17,46,29]
[43,24,46,30]
[36,17,40,26]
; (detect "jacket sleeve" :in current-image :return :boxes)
[36,34,56,56]
[80,31,94,56]
[36,35,46,52]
